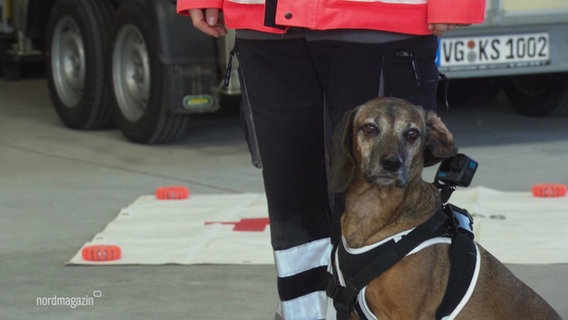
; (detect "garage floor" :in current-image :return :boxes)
[1,78,567,319]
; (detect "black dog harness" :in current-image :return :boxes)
[327,204,479,320]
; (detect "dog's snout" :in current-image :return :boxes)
[381,154,403,172]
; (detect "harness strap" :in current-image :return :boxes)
[352,236,453,320]
[355,287,377,320]
[436,205,477,319]
[349,209,448,291]
[328,208,450,320]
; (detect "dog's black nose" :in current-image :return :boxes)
[382,155,403,172]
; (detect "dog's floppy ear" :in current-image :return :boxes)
[424,111,458,167]
[328,108,357,193]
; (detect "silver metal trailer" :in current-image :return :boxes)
[0,0,238,143]
[1,0,566,144]
[438,0,568,116]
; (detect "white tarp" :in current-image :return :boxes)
[68,187,568,266]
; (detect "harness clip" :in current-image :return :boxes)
[445,203,474,239]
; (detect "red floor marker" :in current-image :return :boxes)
[155,186,189,200]
[82,245,122,262]
[531,183,567,198]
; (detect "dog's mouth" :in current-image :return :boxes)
[364,172,408,188]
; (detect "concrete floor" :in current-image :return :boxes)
[0,78,566,319]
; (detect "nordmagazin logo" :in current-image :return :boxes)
[36,290,102,309]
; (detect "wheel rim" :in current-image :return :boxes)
[51,16,85,108]
[112,24,150,122]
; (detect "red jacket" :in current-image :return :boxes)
[177,0,486,35]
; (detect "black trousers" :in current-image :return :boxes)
[236,35,439,319]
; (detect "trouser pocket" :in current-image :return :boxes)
[233,42,263,169]
[382,35,440,111]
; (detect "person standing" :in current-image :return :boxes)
[177,1,486,319]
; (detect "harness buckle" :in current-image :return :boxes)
[446,203,474,239]
[334,301,353,319]
[327,278,358,319]
[326,278,340,299]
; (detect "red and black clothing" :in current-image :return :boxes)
[177,1,485,318]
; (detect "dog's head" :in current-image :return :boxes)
[328,97,457,192]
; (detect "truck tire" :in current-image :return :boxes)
[108,2,189,144]
[45,0,114,129]
[503,73,568,117]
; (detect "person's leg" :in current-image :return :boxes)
[307,40,386,248]
[382,35,440,111]
[307,34,440,287]
[307,35,440,318]
[236,38,332,319]
[308,40,384,127]
[310,35,439,128]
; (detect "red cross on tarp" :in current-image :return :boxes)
[204,217,270,232]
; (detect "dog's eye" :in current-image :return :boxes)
[361,123,379,136]
[405,129,420,141]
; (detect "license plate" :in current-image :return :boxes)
[437,33,550,71]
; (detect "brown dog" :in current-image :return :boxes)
[328,97,561,320]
